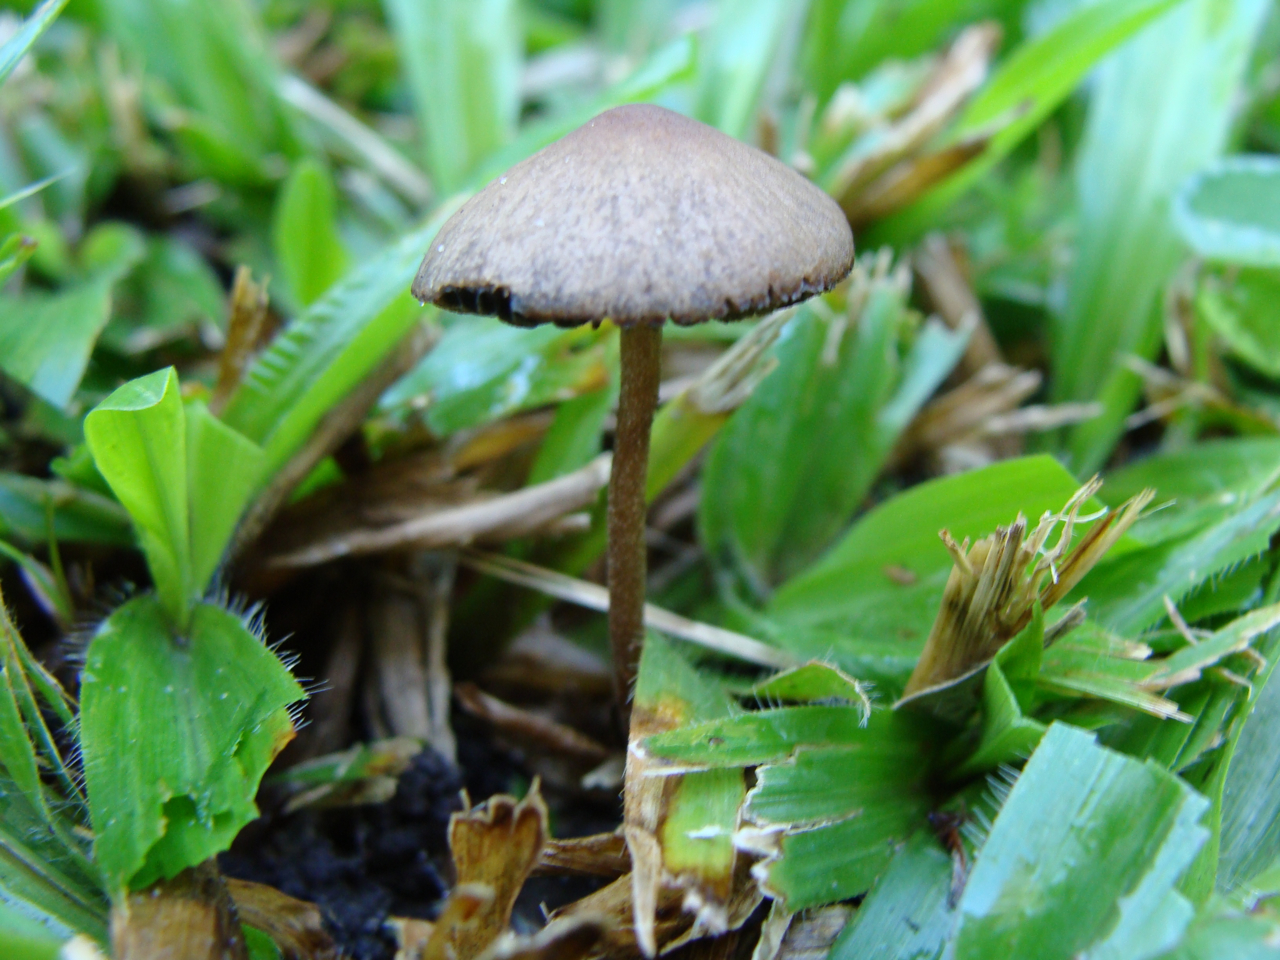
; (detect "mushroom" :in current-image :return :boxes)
[413,103,853,713]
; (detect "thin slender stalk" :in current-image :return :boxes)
[608,323,663,714]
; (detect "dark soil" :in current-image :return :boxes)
[221,712,616,960]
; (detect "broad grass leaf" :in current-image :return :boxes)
[952,723,1208,960]
[0,222,145,407]
[739,710,935,910]
[1055,0,1269,472]
[1174,155,1280,267]
[1152,910,1280,960]
[84,368,192,625]
[644,705,871,768]
[79,596,304,893]
[0,279,113,409]
[381,0,521,194]
[272,159,348,309]
[526,385,614,486]
[628,636,743,953]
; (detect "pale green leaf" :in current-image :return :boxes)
[0,279,112,409]
[696,0,800,140]
[84,368,192,625]
[184,402,265,593]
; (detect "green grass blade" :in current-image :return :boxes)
[700,275,967,594]
[800,0,989,106]
[381,0,521,194]
[220,217,441,475]
[95,0,298,176]
[646,705,881,768]
[1153,908,1280,960]
[0,0,68,87]
[875,0,1186,245]
[0,279,113,409]
[953,723,1208,960]
[1218,643,1280,893]
[0,172,67,213]
[0,473,130,548]
[827,831,955,960]
[1079,490,1280,635]
[695,0,801,140]
[0,900,69,960]
[381,319,608,438]
[1055,0,1270,472]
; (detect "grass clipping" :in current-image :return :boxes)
[897,478,1154,710]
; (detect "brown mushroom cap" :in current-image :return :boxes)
[412,103,854,327]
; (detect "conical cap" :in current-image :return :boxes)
[413,104,854,327]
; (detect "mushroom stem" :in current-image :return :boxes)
[608,322,663,714]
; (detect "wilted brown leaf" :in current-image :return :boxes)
[415,785,550,960]
[112,862,247,960]
[226,879,339,960]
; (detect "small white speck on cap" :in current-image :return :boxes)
[499,176,507,184]
[536,218,545,227]
[438,244,444,252]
